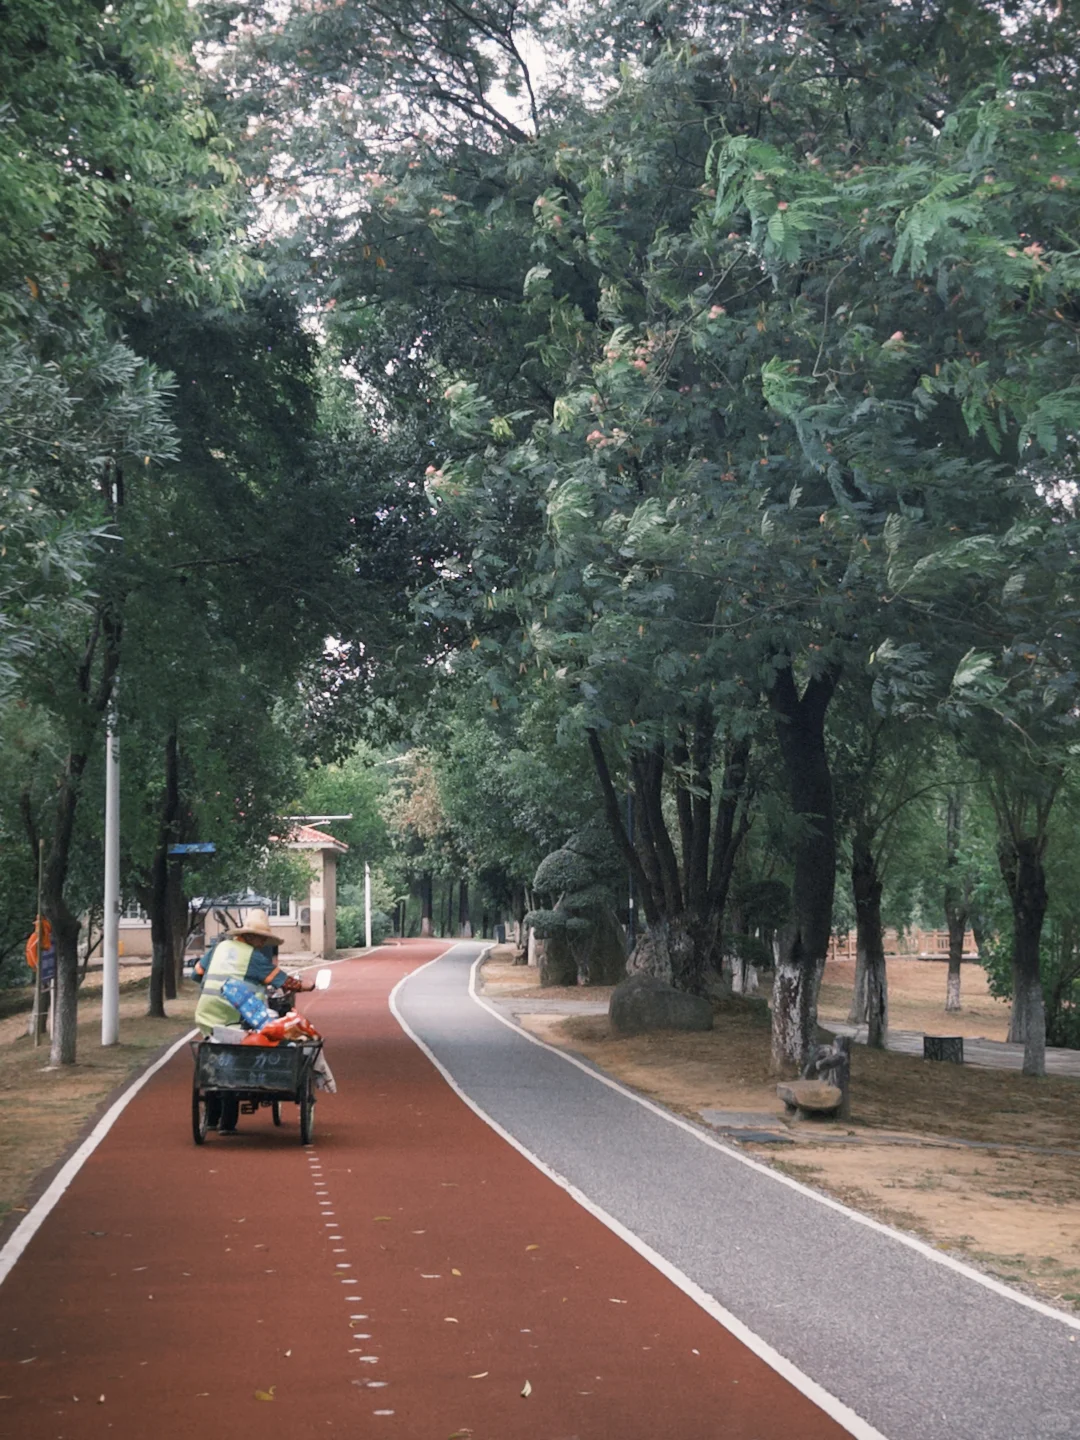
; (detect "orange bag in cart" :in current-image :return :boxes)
[240,1013,320,1047]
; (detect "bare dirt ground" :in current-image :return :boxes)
[818,955,1012,1040]
[480,948,1080,1313]
[0,977,197,1226]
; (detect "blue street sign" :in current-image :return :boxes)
[167,843,216,855]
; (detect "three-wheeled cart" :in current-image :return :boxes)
[190,1038,322,1145]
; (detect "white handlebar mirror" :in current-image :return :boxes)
[314,967,332,991]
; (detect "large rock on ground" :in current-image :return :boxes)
[609,973,713,1036]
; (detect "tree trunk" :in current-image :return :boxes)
[627,914,704,990]
[146,854,169,1020]
[47,887,82,1068]
[848,949,868,1024]
[999,835,1048,1076]
[852,832,887,1049]
[943,791,967,1013]
[168,860,188,992]
[588,725,750,994]
[147,730,180,1018]
[34,759,90,1067]
[512,884,528,963]
[419,871,433,937]
[586,728,658,924]
[768,665,839,1070]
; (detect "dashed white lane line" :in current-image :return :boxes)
[305,1150,391,1420]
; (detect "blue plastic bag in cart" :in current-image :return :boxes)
[220,976,273,1031]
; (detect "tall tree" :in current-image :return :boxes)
[1,0,253,1060]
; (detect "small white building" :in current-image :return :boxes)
[118,824,348,960]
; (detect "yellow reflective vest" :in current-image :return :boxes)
[194,939,258,1034]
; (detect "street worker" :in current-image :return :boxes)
[193,907,294,1035]
[193,908,299,1133]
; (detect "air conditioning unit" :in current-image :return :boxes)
[299,906,311,927]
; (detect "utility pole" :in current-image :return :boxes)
[102,724,120,1045]
[364,861,372,950]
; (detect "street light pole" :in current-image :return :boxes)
[101,725,120,1046]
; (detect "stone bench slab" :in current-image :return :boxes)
[776,1079,844,1117]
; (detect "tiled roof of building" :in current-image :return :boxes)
[287,823,349,853]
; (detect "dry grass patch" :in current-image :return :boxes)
[0,979,196,1225]
[481,948,616,1007]
[819,956,1011,1041]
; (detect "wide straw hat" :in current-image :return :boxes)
[231,907,284,947]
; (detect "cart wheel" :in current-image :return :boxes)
[272,1100,283,1127]
[299,1079,316,1145]
[192,1081,208,1145]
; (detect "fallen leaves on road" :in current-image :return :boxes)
[444,1317,458,1323]
[452,1268,462,1276]
[521,1380,532,1398]
[525,1244,539,1251]
[254,1386,276,1401]
[469,1372,488,1379]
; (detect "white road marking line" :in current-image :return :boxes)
[0,1030,198,1290]
[389,952,886,1440]
[464,952,1080,1335]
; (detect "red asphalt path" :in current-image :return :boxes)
[0,941,848,1439]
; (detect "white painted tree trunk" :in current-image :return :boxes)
[770,952,821,1070]
[945,968,962,1012]
[527,927,546,969]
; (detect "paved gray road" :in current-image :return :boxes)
[395,943,1080,1440]
[827,1021,1080,1076]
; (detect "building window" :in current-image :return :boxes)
[267,895,293,920]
